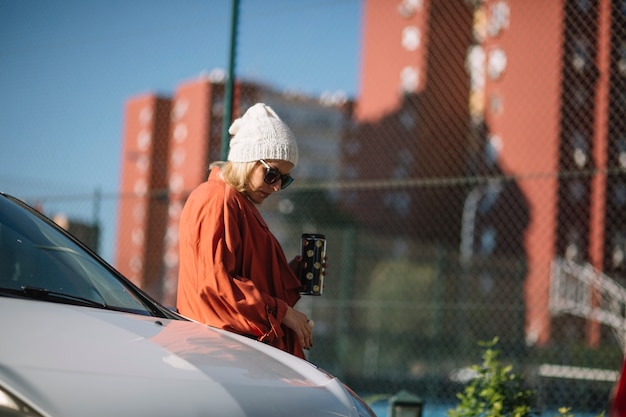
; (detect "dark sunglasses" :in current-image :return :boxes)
[259,159,294,189]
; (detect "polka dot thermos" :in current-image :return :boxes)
[299,233,326,296]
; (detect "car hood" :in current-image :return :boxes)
[0,298,360,417]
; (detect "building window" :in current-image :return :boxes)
[570,131,589,168]
[401,26,420,51]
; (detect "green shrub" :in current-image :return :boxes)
[448,338,535,417]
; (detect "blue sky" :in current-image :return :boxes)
[0,0,362,260]
[0,0,362,194]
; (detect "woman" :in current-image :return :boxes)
[176,103,314,358]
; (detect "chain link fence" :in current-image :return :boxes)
[4,0,626,415]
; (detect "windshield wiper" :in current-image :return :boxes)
[5,286,107,309]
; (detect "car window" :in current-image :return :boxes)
[0,195,153,315]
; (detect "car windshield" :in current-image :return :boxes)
[0,193,161,316]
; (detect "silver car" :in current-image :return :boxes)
[0,192,375,417]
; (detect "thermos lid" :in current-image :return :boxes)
[302,233,325,239]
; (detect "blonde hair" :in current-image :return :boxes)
[209,160,257,194]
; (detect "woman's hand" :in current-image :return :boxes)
[289,255,303,277]
[282,306,314,350]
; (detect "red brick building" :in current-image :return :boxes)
[351,0,623,348]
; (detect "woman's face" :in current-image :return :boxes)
[246,159,294,204]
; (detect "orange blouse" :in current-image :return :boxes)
[176,168,304,358]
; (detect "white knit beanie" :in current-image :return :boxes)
[227,103,298,166]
